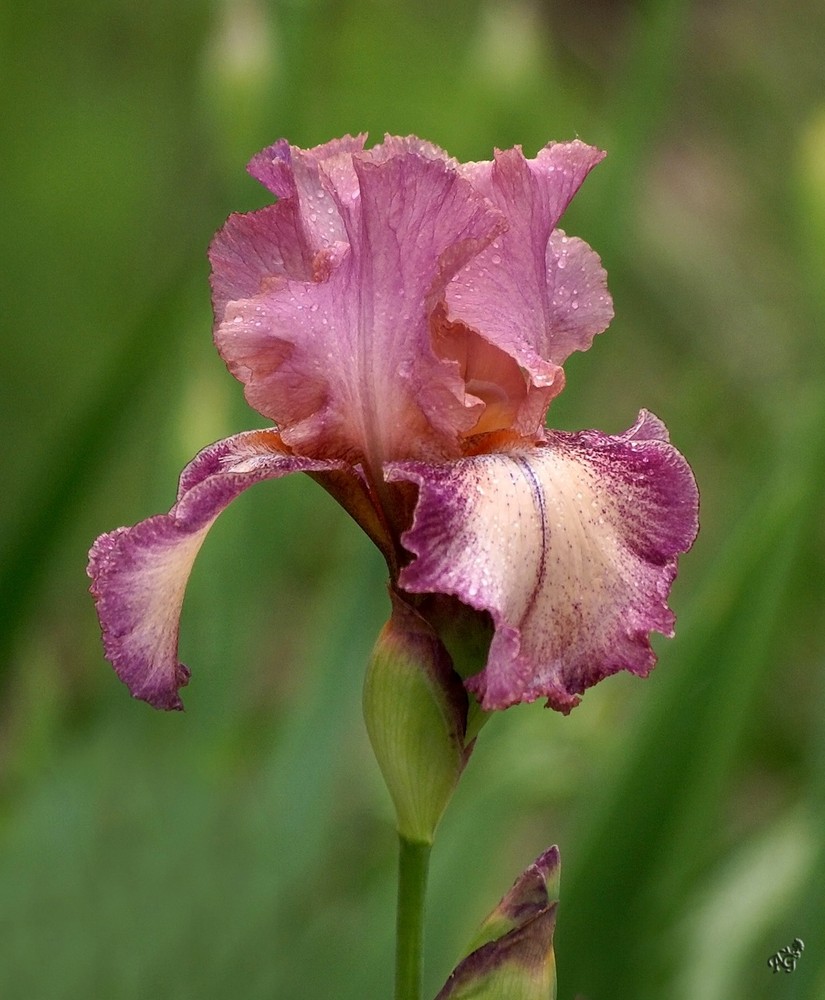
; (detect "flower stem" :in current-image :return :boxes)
[395,835,432,1000]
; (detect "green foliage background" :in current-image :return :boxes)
[2,0,824,997]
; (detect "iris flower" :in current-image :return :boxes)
[88,134,698,714]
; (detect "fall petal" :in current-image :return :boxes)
[213,141,505,467]
[389,411,699,713]
[87,430,350,710]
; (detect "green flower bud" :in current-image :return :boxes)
[435,847,561,1000]
[363,592,471,844]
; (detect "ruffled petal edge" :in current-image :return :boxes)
[87,430,352,709]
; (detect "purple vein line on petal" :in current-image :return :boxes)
[512,454,549,625]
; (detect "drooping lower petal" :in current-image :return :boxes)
[87,430,351,710]
[389,411,699,713]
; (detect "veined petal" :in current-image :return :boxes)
[87,430,352,710]
[446,142,612,425]
[213,140,505,468]
[389,411,699,713]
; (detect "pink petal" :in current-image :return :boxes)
[213,140,505,469]
[446,142,613,425]
[209,136,368,320]
[389,411,699,713]
[87,431,350,710]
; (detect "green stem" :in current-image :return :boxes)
[395,835,432,1000]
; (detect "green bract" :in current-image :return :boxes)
[363,593,470,844]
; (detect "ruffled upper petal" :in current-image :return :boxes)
[87,430,352,710]
[212,138,506,469]
[445,142,613,431]
[209,137,369,318]
[389,411,699,713]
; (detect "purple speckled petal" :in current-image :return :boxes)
[389,411,699,713]
[446,142,612,422]
[213,140,506,468]
[87,430,349,710]
[435,847,561,1000]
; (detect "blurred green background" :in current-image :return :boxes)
[2,0,824,997]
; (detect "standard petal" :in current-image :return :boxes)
[210,136,368,321]
[214,143,505,468]
[87,430,351,710]
[445,142,612,427]
[389,411,699,713]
